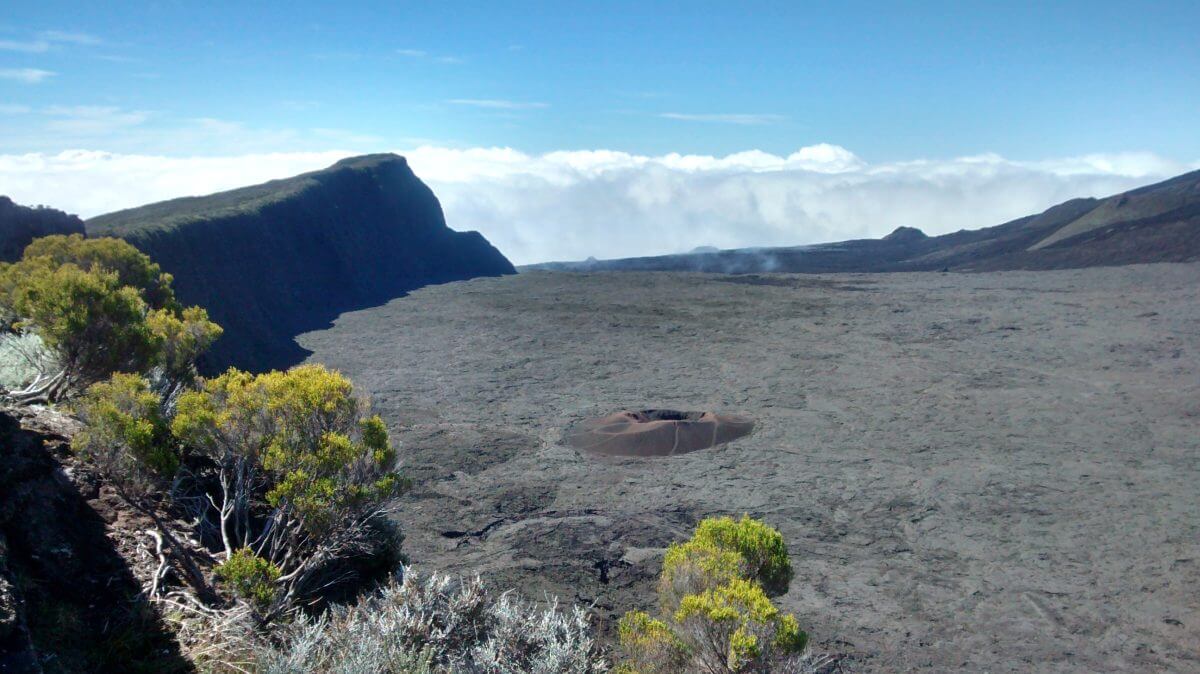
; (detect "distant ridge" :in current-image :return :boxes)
[0,197,85,262]
[525,169,1200,273]
[88,154,516,372]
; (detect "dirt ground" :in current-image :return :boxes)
[298,265,1200,672]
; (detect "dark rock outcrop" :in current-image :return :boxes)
[0,197,85,263]
[0,407,190,673]
[87,154,516,372]
[526,169,1200,274]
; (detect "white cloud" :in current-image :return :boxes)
[660,112,786,125]
[0,104,31,114]
[0,145,1194,265]
[0,68,54,83]
[0,30,102,53]
[0,39,50,53]
[448,98,547,110]
[43,105,151,133]
[398,48,462,64]
[37,30,103,46]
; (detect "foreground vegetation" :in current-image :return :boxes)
[616,516,825,673]
[0,234,823,672]
[0,234,220,403]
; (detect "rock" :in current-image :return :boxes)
[0,407,188,671]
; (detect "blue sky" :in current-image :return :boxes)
[1,2,1198,262]
[2,0,1197,159]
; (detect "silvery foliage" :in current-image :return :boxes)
[252,569,607,673]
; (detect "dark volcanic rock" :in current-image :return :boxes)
[0,197,85,263]
[298,265,1200,672]
[525,169,1200,274]
[86,154,516,372]
[0,407,189,673]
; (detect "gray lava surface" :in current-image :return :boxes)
[299,266,1200,672]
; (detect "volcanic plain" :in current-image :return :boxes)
[298,265,1200,672]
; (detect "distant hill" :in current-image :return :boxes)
[0,197,85,262]
[88,154,516,372]
[525,169,1200,274]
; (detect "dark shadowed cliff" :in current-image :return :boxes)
[86,154,515,372]
[526,169,1200,274]
[0,197,86,262]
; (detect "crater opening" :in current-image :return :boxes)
[565,409,754,457]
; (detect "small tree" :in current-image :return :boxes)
[172,364,406,616]
[0,234,219,403]
[618,516,809,674]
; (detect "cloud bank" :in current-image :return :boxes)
[0,145,1194,265]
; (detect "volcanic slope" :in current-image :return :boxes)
[87,154,515,372]
[527,168,1200,273]
[0,196,85,262]
[299,265,1200,672]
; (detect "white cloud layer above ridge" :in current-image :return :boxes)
[0,144,1194,265]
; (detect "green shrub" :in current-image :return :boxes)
[674,578,807,671]
[215,548,281,611]
[173,364,406,612]
[72,373,178,491]
[616,610,686,674]
[0,234,219,402]
[618,516,808,674]
[658,538,743,615]
[688,515,793,596]
[19,233,177,310]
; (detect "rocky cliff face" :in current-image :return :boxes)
[0,197,85,263]
[87,154,516,372]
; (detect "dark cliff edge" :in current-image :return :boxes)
[87,154,516,372]
[526,169,1200,274]
[0,198,86,263]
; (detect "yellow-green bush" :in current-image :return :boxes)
[174,365,404,539]
[173,364,406,612]
[658,538,743,614]
[618,515,807,673]
[19,234,178,310]
[674,578,807,671]
[0,235,219,401]
[688,515,794,596]
[616,610,687,674]
[72,373,178,487]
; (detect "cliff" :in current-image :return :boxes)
[86,154,516,372]
[0,197,86,263]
